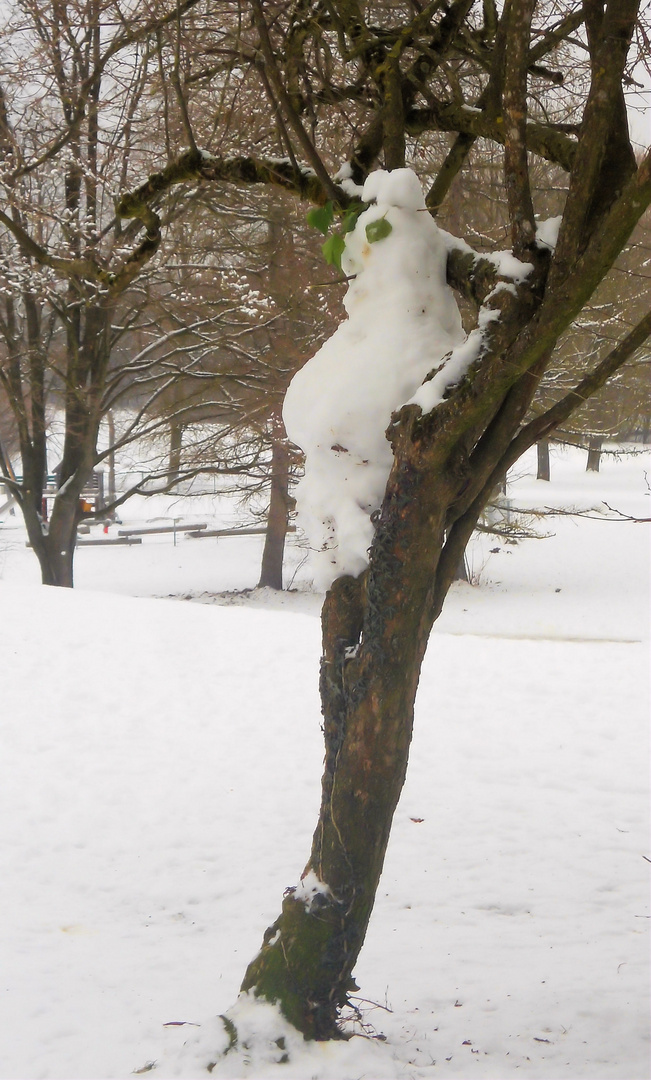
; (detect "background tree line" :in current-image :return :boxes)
[1,1,648,587]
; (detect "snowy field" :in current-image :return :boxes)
[0,443,649,1080]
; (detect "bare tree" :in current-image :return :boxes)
[0,0,249,584]
[116,0,651,1043]
[25,0,651,1044]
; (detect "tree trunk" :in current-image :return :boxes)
[21,477,85,587]
[107,411,117,505]
[258,434,290,590]
[586,435,603,472]
[168,422,183,481]
[537,437,551,481]
[239,320,557,1040]
[26,511,78,586]
[38,536,76,587]
[241,439,462,1037]
[453,553,469,581]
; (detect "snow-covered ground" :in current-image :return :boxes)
[0,443,649,1080]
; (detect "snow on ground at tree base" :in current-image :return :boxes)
[283,168,464,590]
[0,444,648,1080]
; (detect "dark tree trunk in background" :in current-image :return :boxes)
[454,553,469,581]
[168,422,183,481]
[537,437,551,480]
[107,411,117,506]
[258,429,291,590]
[23,492,81,587]
[586,435,603,471]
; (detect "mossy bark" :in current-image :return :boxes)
[241,426,462,1037]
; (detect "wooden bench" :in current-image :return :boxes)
[117,523,208,537]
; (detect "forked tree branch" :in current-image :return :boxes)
[429,310,651,623]
[549,0,640,285]
[249,0,341,202]
[503,308,651,467]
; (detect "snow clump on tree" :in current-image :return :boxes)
[283,168,465,590]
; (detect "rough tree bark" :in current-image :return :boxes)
[240,440,475,1036]
[239,303,548,1036]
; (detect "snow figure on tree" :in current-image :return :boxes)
[283,168,465,589]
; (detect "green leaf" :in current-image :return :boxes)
[365,217,393,243]
[306,201,334,235]
[341,207,362,234]
[321,232,346,269]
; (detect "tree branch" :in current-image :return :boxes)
[549,0,640,286]
[503,309,651,466]
[502,0,536,256]
[116,149,354,228]
[426,131,475,211]
[0,207,102,282]
[528,9,585,64]
[405,102,577,171]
